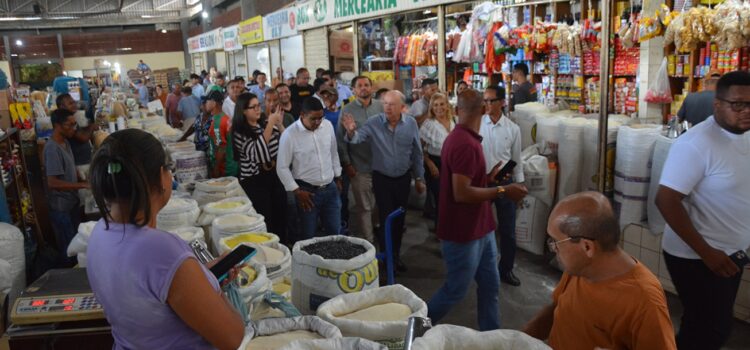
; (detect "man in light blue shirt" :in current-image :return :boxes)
[190,74,205,97]
[342,90,426,272]
[136,80,149,107]
[322,70,352,106]
[249,72,271,111]
[176,86,201,131]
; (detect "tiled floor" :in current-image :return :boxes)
[395,211,750,349]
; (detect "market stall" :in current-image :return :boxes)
[187,28,224,75]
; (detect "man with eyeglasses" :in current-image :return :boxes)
[342,90,426,273]
[655,70,750,350]
[677,69,722,126]
[426,89,526,331]
[277,97,343,243]
[524,191,675,350]
[479,85,525,287]
[44,108,90,266]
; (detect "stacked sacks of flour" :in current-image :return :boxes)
[239,316,343,350]
[155,197,204,245]
[614,124,663,228]
[510,102,549,150]
[192,177,246,206]
[166,141,208,189]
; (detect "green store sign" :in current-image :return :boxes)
[296,0,457,30]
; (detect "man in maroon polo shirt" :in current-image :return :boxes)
[427,89,528,330]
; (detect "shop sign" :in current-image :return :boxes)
[296,0,459,30]
[223,25,242,51]
[187,28,223,54]
[263,7,298,41]
[239,16,264,46]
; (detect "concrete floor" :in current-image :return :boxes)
[393,210,750,349]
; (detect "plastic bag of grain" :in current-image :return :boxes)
[167,226,205,244]
[236,262,272,309]
[193,177,245,206]
[239,316,342,350]
[172,151,208,185]
[196,196,256,227]
[515,195,550,255]
[536,115,563,156]
[280,337,387,350]
[521,145,554,207]
[213,214,271,253]
[246,242,291,282]
[614,124,662,228]
[411,325,551,350]
[67,221,98,259]
[0,223,25,301]
[292,236,379,315]
[556,117,588,200]
[166,141,195,155]
[317,284,427,349]
[156,197,200,231]
[647,135,675,235]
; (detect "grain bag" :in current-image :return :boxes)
[515,196,550,255]
[411,325,551,350]
[614,125,662,228]
[556,117,588,199]
[317,284,427,349]
[0,223,25,300]
[192,177,245,206]
[647,135,675,235]
[197,196,256,227]
[292,236,379,315]
[280,337,386,350]
[239,316,342,350]
[156,197,200,231]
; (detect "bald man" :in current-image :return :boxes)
[524,192,676,350]
[342,90,425,272]
[426,90,527,330]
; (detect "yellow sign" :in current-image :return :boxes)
[238,16,263,46]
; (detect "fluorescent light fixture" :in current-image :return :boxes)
[0,17,40,21]
[10,54,17,57]
[161,29,167,33]
[15,39,22,46]
[47,60,51,64]
[118,47,132,51]
[423,9,431,14]
[201,11,208,18]
[103,60,111,66]
[48,16,77,20]
[141,15,157,18]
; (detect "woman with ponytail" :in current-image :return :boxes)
[86,129,244,350]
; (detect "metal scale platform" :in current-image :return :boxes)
[5,269,113,349]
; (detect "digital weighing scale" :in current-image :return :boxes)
[10,268,104,325]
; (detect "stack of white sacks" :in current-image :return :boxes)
[166,141,208,189]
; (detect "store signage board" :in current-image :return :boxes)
[187,28,223,54]
[263,7,298,41]
[296,0,459,30]
[223,25,242,51]
[239,16,264,46]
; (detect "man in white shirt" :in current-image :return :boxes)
[222,78,244,118]
[277,97,343,242]
[479,86,525,287]
[655,71,750,350]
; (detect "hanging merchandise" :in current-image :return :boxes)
[644,58,673,103]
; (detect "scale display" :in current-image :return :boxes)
[10,269,106,325]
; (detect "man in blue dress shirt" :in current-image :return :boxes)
[342,90,426,272]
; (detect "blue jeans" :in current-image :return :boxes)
[296,181,341,241]
[493,189,517,275]
[427,232,501,331]
[49,208,80,266]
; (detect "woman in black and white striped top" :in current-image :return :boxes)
[232,92,288,242]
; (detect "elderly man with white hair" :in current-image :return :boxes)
[342,90,426,272]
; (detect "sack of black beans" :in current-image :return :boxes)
[292,236,378,315]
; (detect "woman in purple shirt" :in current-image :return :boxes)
[86,129,244,349]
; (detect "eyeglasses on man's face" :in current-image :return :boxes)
[717,97,750,112]
[547,235,597,253]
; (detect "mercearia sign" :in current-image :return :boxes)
[296,0,460,30]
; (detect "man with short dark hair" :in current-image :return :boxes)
[176,86,201,131]
[524,191,676,350]
[342,90,426,272]
[276,83,294,118]
[290,68,315,118]
[263,88,296,128]
[315,68,326,79]
[337,75,383,245]
[322,70,353,106]
[45,108,89,266]
[206,90,236,178]
[277,98,342,243]
[480,85,525,287]
[249,72,271,112]
[165,83,182,127]
[190,74,205,97]
[510,63,536,111]
[656,70,750,350]
[427,89,527,330]
[207,73,226,94]
[408,78,438,125]
[223,78,244,118]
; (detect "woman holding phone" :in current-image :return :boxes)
[232,92,288,243]
[86,129,244,350]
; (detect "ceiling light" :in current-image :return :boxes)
[103,60,110,67]
[201,11,208,19]
[423,9,431,14]
[0,17,40,21]
[161,29,167,33]
[118,47,132,51]
[15,39,22,46]
[10,54,17,57]
[141,15,157,18]
[47,60,51,64]
[48,16,77,20]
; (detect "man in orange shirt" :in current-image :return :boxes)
[523,191,676,350]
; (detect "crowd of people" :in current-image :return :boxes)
[40,60,750,349]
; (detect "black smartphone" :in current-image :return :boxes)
[494,160,518,182]
[729,250,750,269]
[210,245,257,283]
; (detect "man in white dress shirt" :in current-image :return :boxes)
[479,85,525,287]
[277,97,343,243]
[222,78,244,119]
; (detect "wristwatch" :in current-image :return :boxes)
[415,177,424,183]
[496,186,506,198]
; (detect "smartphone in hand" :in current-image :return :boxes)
[210,245,257,283]
[494,160,518,183]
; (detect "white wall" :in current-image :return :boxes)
[63,51,186,72]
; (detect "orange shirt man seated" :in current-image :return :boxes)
[523,191,677,350]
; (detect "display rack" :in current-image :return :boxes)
[0,129,44,246]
